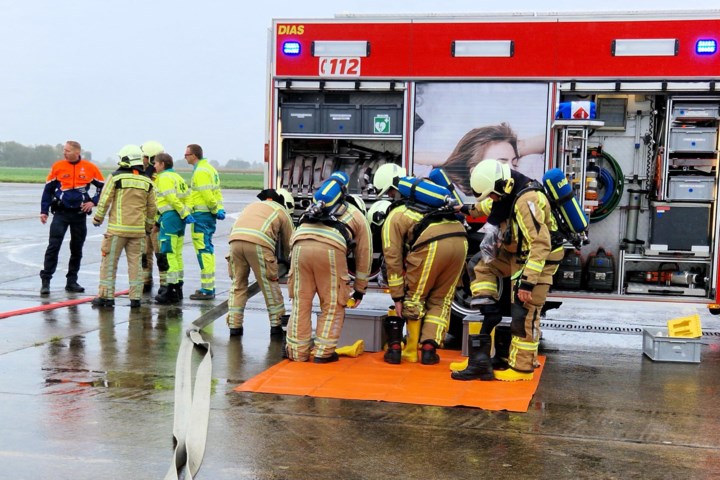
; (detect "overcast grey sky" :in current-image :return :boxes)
[1,0,718,165]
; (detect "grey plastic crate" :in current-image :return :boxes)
[281,103,319,133]
[461,315,511,356]
[361,104,403,135]
[669,127,718,152]
[672,103,719,120]
[337,309,387,352]
[321,105,361,134]
[668,176,715,201]
[643,328,701,363]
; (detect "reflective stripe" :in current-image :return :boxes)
[526,259,545,273]
[470,280,498,296]
[231,228,275,251]
[411,241,437,305]
[295,226,346,245]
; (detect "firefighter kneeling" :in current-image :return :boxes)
[451,159,564,382]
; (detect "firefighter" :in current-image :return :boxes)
[184,144,225,300]
[39,140,105,295]
[285,172,372,363]
[140,140,167,295]
[91,145,156,308]
[227,188,295,336]
[152,152,193,304]
[373,163,468,365]
[451,159,564,382]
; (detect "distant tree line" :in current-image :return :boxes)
[0,141,92,167]
[226,158,262,170]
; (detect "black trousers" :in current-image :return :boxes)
[40,210,88,283]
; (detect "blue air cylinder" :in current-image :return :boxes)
[313,176,346,208]
[542,168,589,233]
[428,167,463,206]
[395,176,453,208]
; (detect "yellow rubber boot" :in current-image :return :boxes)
[494,369,534,382]
[336,339,365,358]
[401,320,421,363]
[449,358,468,372]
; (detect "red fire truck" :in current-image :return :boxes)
[264,10,720,316]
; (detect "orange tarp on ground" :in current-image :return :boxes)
[235,350,545,412]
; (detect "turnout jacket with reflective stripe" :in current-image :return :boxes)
[382,204,466,301]
[229,201,294,257]
[290,203,372,293]
[155,169,191,219]
[468,189,557,288]
[93,169,156,238]
[189,159,224,214]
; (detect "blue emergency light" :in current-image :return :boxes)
[283,41,301,56]
[696,39,717,55]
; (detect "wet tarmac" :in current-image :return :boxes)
[1,183,720,479]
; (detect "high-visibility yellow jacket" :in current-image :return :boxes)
[155,169,192,219]
[229,200,294,257]
[189,159,224,214]
[291,203,372,293]
[93,169,156,238]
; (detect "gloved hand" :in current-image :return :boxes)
[92,218,102,227]
[479,223,500,264]
[346,290,364,308]
[184,214,196,225]
[216,209,226,220]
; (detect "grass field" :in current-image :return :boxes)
[0,167,264,190]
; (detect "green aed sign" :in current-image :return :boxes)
[373,114,391,134]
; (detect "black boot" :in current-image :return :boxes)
[451,334,494,381]
[155,283,179,304]
[176,281,184,300]
[40,279,50,295]
[492,325,511,369]
[420,340,440,365]
[383,315,404,364]
[156,284,168,297]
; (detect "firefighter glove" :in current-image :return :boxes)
[216,209,226,220]
[183,214,196,225]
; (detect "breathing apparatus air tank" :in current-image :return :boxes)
[428,167,463,206]
[542,168,590,234]
[395,176,456,208]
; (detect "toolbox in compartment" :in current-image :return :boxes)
[281,103,320,133]
[667,176,715,201]
[321,105,361,134]
[672,103,719,120]
[669,127,718,153]
[650,202,711,252]
[361,104,403,135]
